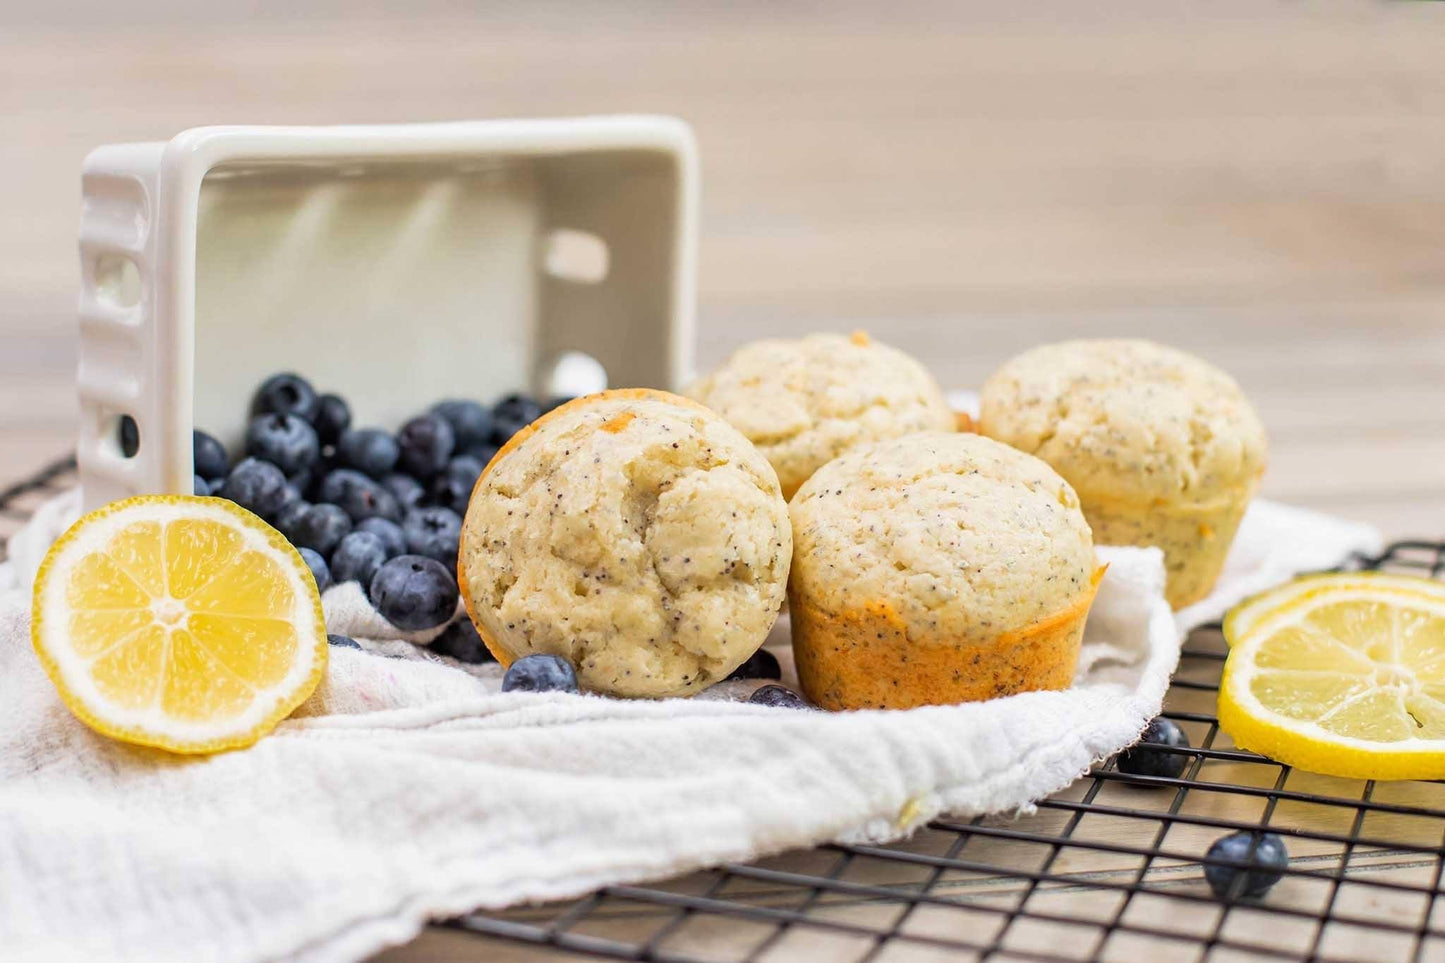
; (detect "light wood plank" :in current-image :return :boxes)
[3,4,1445,960]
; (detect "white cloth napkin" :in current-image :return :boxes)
[0,490,1379,963]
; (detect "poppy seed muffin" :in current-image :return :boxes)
[458,389,792,698]
[979,339,1267,609]
[687,331,955,500]
[788,432,1101,711]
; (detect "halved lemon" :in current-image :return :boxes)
[1218,573,1445,779]
[31,495,327,754]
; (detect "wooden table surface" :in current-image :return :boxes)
[4,2,1445,960]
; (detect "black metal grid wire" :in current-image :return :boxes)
[7,457,1445,962]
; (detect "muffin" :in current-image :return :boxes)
[458,389,792,698]
[687,331,955,499]
[979,339,1267,609]
[788,431,1101,711]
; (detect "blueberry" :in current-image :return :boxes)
[403,506,462,565]
[462,444,500,467]
[356,517,407,558]
[283,503,352,557]
[272,483,304,520]
[327,633,361,650]
[431,399,494,450]
[330,530,389,586]
[450,453,486,482]
[429,455,484,515]
[298,547,330,593]
[749,684,810,709]
[502,653,578,693]
[118,415,140,458]
[207,478,227,493]
[288,464,323,501]
[396,414,455,479]
[369,555,459,631]
[317,469,403,524]
[727,649,782,682]
[274,498,311,539]
[252,372,319,421]
[1205,832,1289,900]
[336,428,399,479]
[193,474,210,496]
[1117,717,1192,779]
[245,413,321,477]
[381,473,427,512]
[312,393,351,446]
[220,458,289,518]
[494,392,541,416]
[490,393,542,444]
[430,618,494,664]
[193,430,230,479]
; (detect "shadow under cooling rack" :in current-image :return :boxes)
[6,457,1445,963]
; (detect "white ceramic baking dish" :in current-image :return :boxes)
[76,116,698,510]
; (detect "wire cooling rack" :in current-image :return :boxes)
[7,457,1445,962]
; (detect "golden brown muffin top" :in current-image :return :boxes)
[687,332,955,499]
[789,431,1095,645]
[980,339,1267,506]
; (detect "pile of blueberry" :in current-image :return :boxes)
[198,372,567,662]
[199,372,812,700]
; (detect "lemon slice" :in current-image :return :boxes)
[1219,573,1445,779]
[32,495,327,754]
[1223,571,1445,646]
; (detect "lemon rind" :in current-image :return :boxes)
[1223,571,1445,646]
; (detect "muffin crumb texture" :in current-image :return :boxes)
[789,432,1098,709]
[979,339,1267,608]
[687,333,955,499]
[791,432,1095,644]
[979,339,1267,505]
[459,390,792,699]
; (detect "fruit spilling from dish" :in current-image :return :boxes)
[199,372,566,638]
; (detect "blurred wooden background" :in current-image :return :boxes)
[3,0,1443,538]
[5,4,1445,961]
